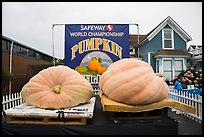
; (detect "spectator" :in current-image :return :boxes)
[174,80,183,91]
[173,79,183,115]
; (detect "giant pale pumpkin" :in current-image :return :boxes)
[21,65,93,109]
[99,58,169,105]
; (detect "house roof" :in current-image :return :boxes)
[187,45,202,51]
[129,34,147,47]
[134,16,192,48]
[154,49,192,57]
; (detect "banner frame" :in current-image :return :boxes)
[52,23,139,66]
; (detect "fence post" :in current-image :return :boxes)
[3,96,5,111]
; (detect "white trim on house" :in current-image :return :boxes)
[160,58,163,77]
[174,58,186,76]
[148,52,151,64]
[162,28,174,50]
[162,58,174,80]
[148,52,156,65]
[156,58,160,73]
[154,54,190,58]
[147,16,192,43]
[167,19,192,43]
[160,57,186,80]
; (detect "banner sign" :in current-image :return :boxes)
[64,24,129,75]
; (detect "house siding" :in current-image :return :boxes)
[138,25,188,72]
[139,31,162,71]
[173,31,187,51]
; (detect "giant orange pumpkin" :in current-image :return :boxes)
[99,58,169,105]
[21,65,93,109]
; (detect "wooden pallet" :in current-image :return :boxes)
[6,114,88,125]
[5,97,96,125]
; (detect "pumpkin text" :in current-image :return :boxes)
[71,38,122,60]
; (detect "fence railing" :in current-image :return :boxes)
[168,89,202,123]
[2,92,24,114]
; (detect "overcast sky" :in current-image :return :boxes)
[2,2,202,59]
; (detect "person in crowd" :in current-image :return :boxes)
[174,79,183,91]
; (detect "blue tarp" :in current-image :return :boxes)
[182,88,201,95]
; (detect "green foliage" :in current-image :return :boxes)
[2,69,14,83]
[92,57,103,63]
[75,66,100,76]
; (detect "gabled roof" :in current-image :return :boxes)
[137,16,192,47]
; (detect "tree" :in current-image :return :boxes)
[2,69,14,96]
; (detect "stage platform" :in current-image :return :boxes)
[2,96,180,135]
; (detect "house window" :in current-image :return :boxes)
[162,29,174,49]
[13,44,19,53]
[2,39,11,52]
[163,59,173,80]
[162,58,185,80]
[174,60,184,77]
[130,47,135,55]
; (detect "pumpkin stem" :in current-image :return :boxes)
[92,57,103,63]
[53,84,61,94]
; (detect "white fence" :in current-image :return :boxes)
[168,89,202,123]
[2,92,24,115]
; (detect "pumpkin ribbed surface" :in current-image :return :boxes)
[21,65,93,109]
[99,58,169,105]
